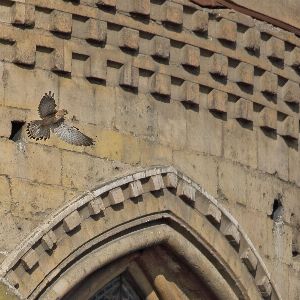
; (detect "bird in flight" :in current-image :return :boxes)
[26,91,94,146]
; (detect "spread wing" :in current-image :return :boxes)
[38,91,57,118]
[52,122,94,146]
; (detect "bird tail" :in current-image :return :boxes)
[26,120,50,141]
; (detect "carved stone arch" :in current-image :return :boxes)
[0,167,282,300]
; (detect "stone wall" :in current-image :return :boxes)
[0,0,299,298]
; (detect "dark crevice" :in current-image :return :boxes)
[9,121,25,142]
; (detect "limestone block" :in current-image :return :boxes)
[230,98,253,121]
[280,80,300,103]
[230,62,254,86]
[259,71,277,95]
[119,27,139,51]
[150,73,171,96]
[97,0,116,7]
[209,53,228,77]
[59,77,95,124]
[6,270,19,288]
[119,63,139,88]
[256,275,272,297]
[277,116,298,139]
[133,0,151,15]
[186,108,223,157]
[265,36,284,61]
[165,173,178,189]
[180,81,199,105]
[177,181,195,204]
[63,211,81,232]
[258,107,277,130]
[149,175,164,191]
[173,150,218,198]
[85,55,107,81]
[219,161,247,205]
[21,249,39,271]
[50,11,72,34]
[109,187,125,205]
[207,89,228,113]
[163,3,183,25]
[220,217,240,249]
[214,18,237,43]
[120,0,150,16]
[51,45,72,74]
[205,203,222,227]
[240,247,258,273]
[190,10,208,33]
[181,45,200,68]
[41,230,57,251]
[224,119,257,168]
[129,180,143,198]
[11,3,35,27]
[242,28,260,51]
[150,36,170,59]
[13,40,36,66]
[257,130,288,180]
[85,19,107,43]
[88,198,105,215]
[286,47,300,67]
[10,178,65,221]
[0,176,12,214]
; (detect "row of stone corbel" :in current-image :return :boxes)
[1,166,279,299]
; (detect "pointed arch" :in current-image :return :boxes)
[0,167,282,300]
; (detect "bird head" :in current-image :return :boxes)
[57,109,68,117]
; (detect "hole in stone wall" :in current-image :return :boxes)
[9,121,25,142]
[270,197,284,222]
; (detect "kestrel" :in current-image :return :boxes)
[26,91,94,146]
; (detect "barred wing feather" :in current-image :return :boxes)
[52,123,94,146]
[39,91,57,118]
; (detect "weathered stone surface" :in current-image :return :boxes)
[97,0,116,7]
[258,71,277,95]
[264,36,285,61]
[229,98,253,121]
[129,180,143,198]
[181,45,200,68]
[280,80,300,103]
[224,119,257,168]
[240,247,258,273]
[207,89,228,113]
[88,198,105,215]
[41,230,57,251]
[179,81,200,105]
[150,73,171,96]
[14,40,35,66]
[149,175,164,191]
[209,53,228,77]
[119,63,139,88]
[63,211,81,232]
[85,55,107,81]
[150,36,170,59]
[85,19,107,43]
[21,249,39,271]
[186,108,223,157]
[163,3,183,25]
[50,11,72,34]
[242,28,260,51]
[11,3,35,27]
[176,180,196,204]
[109,188,125,205]
[257,107,277,130]
[229,62,254,86]
[213,18,237,42]
[189,10,209,33]
[119,27,139,50]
